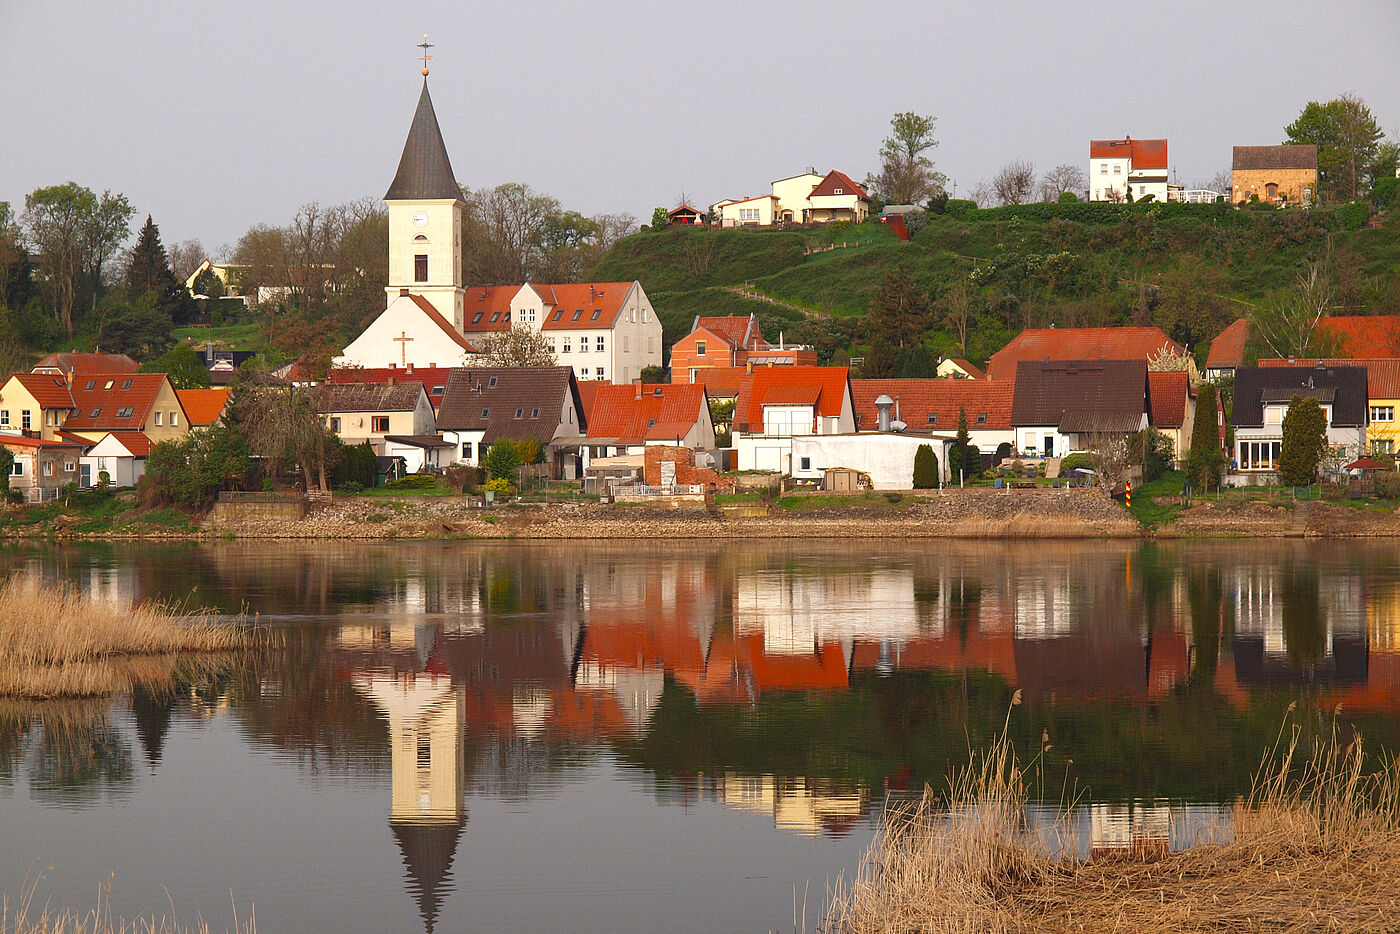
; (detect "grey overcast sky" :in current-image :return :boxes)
[3,1,1398,256]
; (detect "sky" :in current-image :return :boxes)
[3,0,1398,258]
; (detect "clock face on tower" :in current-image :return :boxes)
[412,211,429,228]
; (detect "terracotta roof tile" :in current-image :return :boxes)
[461,286,519,331]
[537,282,636,332]
[583,384,709,444]
[13,373,76,409]
[1317,316,1400,357]
[32,351,139,377]
[733,367,849,432]
[174,388,230,427]
[65,374,172,432]
[693,315,762,350]
[1206,318,1250,369]
[690,367,749,398]
[1089,137,1168,169]
[988,327,1180,381]
[103,431,154,457]
[851,379,1013,432]
[1146,370,1193,428]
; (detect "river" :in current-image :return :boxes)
[3,539,1398,933]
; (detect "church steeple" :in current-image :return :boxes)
[385,82,462,202]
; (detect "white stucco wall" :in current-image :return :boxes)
[789,434,945,490]
[385,197,465,328]
[336,295,474,370]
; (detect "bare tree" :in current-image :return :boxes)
[969,179,996,208]
[479,324,557,367]
[1086,433,1131,491]
[165,239,206,283]
[227,369,336,491]
[942,282,972,357]
[1038,164,1087,202]
[1249,261,1337,359]
[992,160,1037,205]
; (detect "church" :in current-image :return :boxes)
[336,65,663,385]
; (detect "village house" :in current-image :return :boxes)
[79,432,152,488]
[1089,137,1168,203]
[329,365,455,413]
[731,367,855,473]
[0,372,191,447]
[987,326,1187,381]
[32,351,139,379]
[580,382,716,459]
[666,204,704,226]
[1207,317,1400,383]
[1146,370,1197,463]
[1259,358,1400,457]
[851,378,1015,464]
[935,358,985,380]
[1010,359,1149,458]
[670,314,816,383]
[714,169,870,227]
[1232,145,1318,205]
[1,435,84,502]
[1231,364,1368,481]
[1205,318,1250,381]
[434,366,586,479]
[318,380,437,453]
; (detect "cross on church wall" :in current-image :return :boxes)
[394,330,415,367]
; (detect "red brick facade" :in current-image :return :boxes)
[643,445,735,492]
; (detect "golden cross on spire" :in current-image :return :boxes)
[418,34,434,77]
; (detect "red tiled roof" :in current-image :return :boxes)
[987,327,1181,381]
[0,434,83,450]
[461,286,518,332]
[584,384,709,444]
[575,379,602,417]
[693,315,762,351]
[536,282,636,332]
[734,367,849,432]
[1259,357,1400,398]
[65,374,173,432]
[1317,316,1400,358]
[32,351,139,377]
[851,379,1014,432]
[1089,137,1168,169]
[943,358,986,379]
[690,367,749,397]
[328,367,455,407]
[174,388,230,427]
[12,373,76,409]
[1206,318,1250,369]
[808,169,869,200]
[103,431,154,457]
[1146,370,1193,428]
[761,384,822,406]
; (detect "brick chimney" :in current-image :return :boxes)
[399,288,410,297]
[634,378,643,400]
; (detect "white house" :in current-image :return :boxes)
[1009,359,1149,458]
[732,367,854,472]
[790,433,946,490]
[1089,137,1168,203]
[79,432,151,488]
[715,169,870,227]
[851,378,1014,473]
[1231,364,1369,482]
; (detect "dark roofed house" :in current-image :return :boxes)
[436,366,586,479]
[1232,145,1318,205]
[1232,364,1368,480]
[1010,359,1149,458]
[318,380,437,452]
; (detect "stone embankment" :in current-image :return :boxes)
[203,488,1140,540]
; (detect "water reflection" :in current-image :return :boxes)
[5,541,1400,932]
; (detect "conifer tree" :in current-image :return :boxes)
[1279,395,1327,486]
[913,444,938,488]
[1186,382,1225,490]
[126,215,178,300]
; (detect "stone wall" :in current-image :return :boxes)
[1232,168,1317,204]
[643,445,736,492]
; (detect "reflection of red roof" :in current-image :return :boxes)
[988,327,1180,381]
[734,367,849,432]
[1089,137,1168,169]
[850,633,1018,682]
[13,373,76,409]
[1206,318,1250,370]
[736,633,849,692]
[809,170,869,200]
[1146,370,1193,428]
[583,383,709,444]
[1260,358,1400,398]
[851,379,1013,432]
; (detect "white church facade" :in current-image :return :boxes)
[335,74,662,384]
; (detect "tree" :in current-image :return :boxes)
[947,408,974,482]
[651,206,670,229]
[1248,262,1337,359]
[22,183,134,336]
[141,343,212,388]
[1038,164,1087,202]
[331,440,378,490]
[99,292,174,359]
[165,239,206,283]
[480,324,557,367]
[913,444,938,488]
[992,159,1036,205]
[941,282,972,356]
[125,215,178,299]
[1285,94,1385,201]
[1086,433,1131,491]
[0,202,27,311]
[81,190,136,317]
[869,271,931,350]
[871,112,947,205]
[1279,395,1327,486]
[0,446,12,495]
[225,368,336,491]
[484,439,522,483]
[1127,428,1174,483]
[1186,382,1225,490]
[141,425,250,509]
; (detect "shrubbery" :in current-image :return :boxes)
[385,475,440,490]
[912,444,938,488]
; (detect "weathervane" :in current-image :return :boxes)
[418,34,434,77]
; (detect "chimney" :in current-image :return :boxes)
[387,375,396,387]
[399,288,410,297]
[634,378,643,400]
[875,395,894,433]
[206,341,214,364]
[66,370,74,387]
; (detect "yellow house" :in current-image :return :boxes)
[319,380,436,451]
[0,373,79,439]
[715,168,870,227]
[714,194,778,227]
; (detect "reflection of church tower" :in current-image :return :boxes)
[358,673,466,933]
[130,684,176,767]
[384,75,466,329]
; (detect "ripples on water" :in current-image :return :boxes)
[2,539,1398,932]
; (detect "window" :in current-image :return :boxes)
[553,310,563,322]
[800,456,811,470]
[472,312,483,324]
[121,379,132,390]
[0,411,7,427]
[591,310,600,321]
[572,310,582,321]
[1372,406,1394,422]
[514,407,524,418]
[84,380,95,391]
[116,407,134,419]
[547,339,556,352]
[1113,164,1121,175]
[488,376,498,388]
[1373,439,1395,455]
[10,461,20,476]
[154,412,163,426]
[371,416,389,432]
[1239,440,1283,471]
[63,460,75,472]
[689,368,698,381]
[481,408,490,418]
[578,339,588,353]
[531,407,540,418]
[330,417,341,432]
[490,312,500,323]
[462,442,474,460]
[1100,164,1107,175]
[647,418,657,429]
[581,368,589,378]
[414,254,428,282]
[976,413,987,425]
[696,340,706,357]
[563,338,572,353]
[104,381,114,390]
[90,408,101,418]
[21,410,30,430]
[596,368,605,379]
[596,336,605,352]
[833,188,843,195]
[43,461,54,477]
[927,414,938,426]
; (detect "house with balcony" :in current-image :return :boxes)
[1231,364,1368,481]
[714,169,870,227]
[579,383,716,459]
[731,367,854,472]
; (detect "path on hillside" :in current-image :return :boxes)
[722,286,828,318]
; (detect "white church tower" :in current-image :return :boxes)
[384,67,466,330]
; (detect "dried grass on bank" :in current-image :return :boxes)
[2,871,256,934]
[0,579,245,699]
[825,712,1400,934]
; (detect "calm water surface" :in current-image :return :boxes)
[3,539,1400,932]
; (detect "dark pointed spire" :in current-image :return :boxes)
[385,82,461,202]
[392,821,465,933]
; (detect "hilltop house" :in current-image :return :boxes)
[670,314,816,383]
[987,326,1187,381]
[714,169,870,227]
[731,367,854,472]
[1089,137,1168,203]
[1232,145,1318,205]
[435,367,586,479]
[1010,359,1149,457]
[1232,364,1368,480]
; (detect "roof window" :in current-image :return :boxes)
[976,413,988,425]
[553,310,563,322]
[481,408,490,418]
[121,379,132,390]
[927,414,938,425]
[104,381,113,390]
[647,418,657,428]
[654,388,663,396]
[515,408,524,418]
[90,407,101,418]
[84,380,95,391]
[572,310,582,321]
[531,407,540,418]
[490,312,500,323]
[116,407,134,419]
[432,385,445,394]
[488,376,498,388]
[591,310,600,320]
[472,312,483,324]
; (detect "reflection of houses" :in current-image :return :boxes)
[1229,565,1368,685]
[720,773,869,837]
[1027,802,1230,860]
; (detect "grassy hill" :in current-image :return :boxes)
[589,202,1400,368]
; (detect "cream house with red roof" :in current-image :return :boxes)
[79,432,153,488]
[0,372,188,445]
[1089,137,1168,203]
[580,383,716,458]
[732,367,854,472]
[715,169,869,227]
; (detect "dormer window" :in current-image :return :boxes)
[472,312,483,324]
[488,376,498,388]
[481,408,490,418]
[976,413,988,425]
[647,418,657,428]
[572,310,582,321]
[591,310,600,320]
[90,407,101,418]
[121,379,132,390]
[116,407,134,419]
[514,408,524,418]
[927,414,937,425]
[531,408,540,418]
[833,188,843,194]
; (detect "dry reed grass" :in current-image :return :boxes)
[824,704,1400,933]
[2,869,255,934]
[0,579,246,699]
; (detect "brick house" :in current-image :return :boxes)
[670,314,816,383]
[1,435,84,502]
[1232,145,1318,205]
